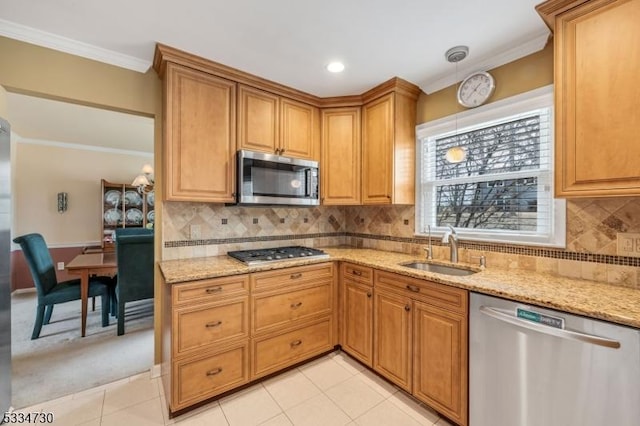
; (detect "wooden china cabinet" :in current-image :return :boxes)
[101,179,155,251]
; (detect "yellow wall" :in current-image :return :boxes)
[0,37,159,116]
[417,41,554,124]
[14,142,152,246]
[0,85,7,118]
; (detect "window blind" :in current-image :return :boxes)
[418,103,563,246]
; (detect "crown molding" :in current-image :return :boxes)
[17,136,153,157]
[418,30,551,95]
[0,19,151,73]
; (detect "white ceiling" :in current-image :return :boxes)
[6,92,154,153]
[0,0,550,97]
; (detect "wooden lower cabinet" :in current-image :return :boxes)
[164,261,468,425]
[341,279,374,366]
[162,262,337,415]
[413,301,468,426]
[341,262,374,367]
[373,287,413,392]
[252,317,334,378]
[173,341,249,410]
[371,270,469,426]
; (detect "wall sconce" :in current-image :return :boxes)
[57,192,68,213]
[132,164,154,194]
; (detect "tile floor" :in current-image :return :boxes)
[14,351,454,426]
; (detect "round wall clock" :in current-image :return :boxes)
[457,71,495,108]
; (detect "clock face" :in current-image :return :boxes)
[457,71,495,108]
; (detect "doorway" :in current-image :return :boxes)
[6,92,155,408]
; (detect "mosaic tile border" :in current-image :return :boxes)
[164,232,640,267]
[164,232,345,248]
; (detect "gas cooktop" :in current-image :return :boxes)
[227,246,329,265]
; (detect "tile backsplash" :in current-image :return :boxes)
[162,197,640,288]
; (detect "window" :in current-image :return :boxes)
[416,86,566,247]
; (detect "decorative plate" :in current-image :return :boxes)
[147,190,154,207]
[104,208,122,225]
[104,190,121,207]
[125,208,143,225]
[147,210,155,223]
[124,190,142,207]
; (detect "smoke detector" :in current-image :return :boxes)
[445,46,469,63]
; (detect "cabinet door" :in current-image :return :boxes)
[373,288,412,392]
[165,63,236,202]
[321,107,361,205]
[413,301,468,426]
[341,279,373,367]
[238,85,279,154]
[362,93,393,204]
[555,0,640,196]
[281,98,318,160]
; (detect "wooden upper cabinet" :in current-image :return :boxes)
[321,107,361,205]
[539,0,640,197]
[164,63,236,202]
[238,85,279,154]
[281,98,319,160]
[362,90,417,205]
[238,84,318,160]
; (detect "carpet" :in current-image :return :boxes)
[10,291,154,409]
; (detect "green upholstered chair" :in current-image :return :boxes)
[114,228,154,335]
[13,233,111,339]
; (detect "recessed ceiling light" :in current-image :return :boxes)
[326,62,345,73]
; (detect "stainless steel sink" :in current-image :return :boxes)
[400,261,477,276]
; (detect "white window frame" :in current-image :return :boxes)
[415,85,566,247]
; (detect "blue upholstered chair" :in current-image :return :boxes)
[114,228,154,335]
[13,233,111,339]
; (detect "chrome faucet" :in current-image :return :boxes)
[423,225,434,260]
[442,225,459,263]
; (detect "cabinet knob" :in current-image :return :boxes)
[205,286,223,294]
[290,339,302,348]
[205,320,223,328]
[404,304,411,312]
[352,270,362,276]
[290,301,303,309]
[280,148,286,154]
[406,285,420,293]
[290,273,303,279]
[367,291,372,298]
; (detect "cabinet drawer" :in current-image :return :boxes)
[174,297,249,357]
[252,281,332,335]
[252,317,333,378]
[173,341,249,410]
[341,262,373,285]
[374,270,468,314]
[173,275,249,306]
[251,262,334,292]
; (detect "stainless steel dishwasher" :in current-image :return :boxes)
[470,292,640,426]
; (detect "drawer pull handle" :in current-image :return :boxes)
[404,304,411,312]
[367,291,372,298]
[290,273,303,279]
[290,339,302,347]
[290,302,303,309]
[406,285,420,293]
[206,321,223,328]
[206,287,223,294]
[352,270,362,276]
[206,368,223,376]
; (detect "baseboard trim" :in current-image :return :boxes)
[150,364,161,379]
[12,288,36,295]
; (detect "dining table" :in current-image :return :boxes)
[65,252,117,337]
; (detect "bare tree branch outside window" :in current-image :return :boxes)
[432,115,541,231]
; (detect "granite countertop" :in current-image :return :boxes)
[158,247,640,329]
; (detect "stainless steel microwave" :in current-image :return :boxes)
[236,150,320,206]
